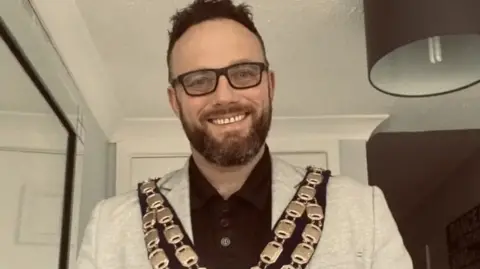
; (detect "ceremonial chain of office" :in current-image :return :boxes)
[137,166,331,269]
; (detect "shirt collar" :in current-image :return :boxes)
[189,146,272,210]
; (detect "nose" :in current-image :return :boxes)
[212,75,239,104]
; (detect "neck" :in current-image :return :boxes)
[191,145,266,199]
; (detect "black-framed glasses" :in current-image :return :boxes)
[171,62,268,96]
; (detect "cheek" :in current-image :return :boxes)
[244,87,270,108]
[179,98,207,123]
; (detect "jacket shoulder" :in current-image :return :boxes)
[97,169,182,217]
[281,156,372,195]
[329,175,371,192]
[326,175,376,211]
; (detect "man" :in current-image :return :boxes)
[77,0,413,268]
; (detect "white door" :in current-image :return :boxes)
[0,149,76,269]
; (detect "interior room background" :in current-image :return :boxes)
[1,1,479,269]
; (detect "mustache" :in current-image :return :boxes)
[202,104,253,120]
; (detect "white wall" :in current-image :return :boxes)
[339,140,368,184]
[76,108,116,246]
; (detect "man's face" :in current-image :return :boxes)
[168,19,275,167]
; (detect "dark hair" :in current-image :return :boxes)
[167,0,268,81]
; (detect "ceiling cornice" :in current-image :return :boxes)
[113,115,390,143]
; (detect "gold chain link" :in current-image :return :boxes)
[139,167,326,269]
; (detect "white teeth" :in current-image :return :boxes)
[211,114,246,125]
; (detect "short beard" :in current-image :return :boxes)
[179,104,272,167]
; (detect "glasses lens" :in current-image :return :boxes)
[182,70,217,95]
[228,63,262,88]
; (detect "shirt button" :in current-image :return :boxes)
[220,218,230,228]
[222,206,230,214]
[220,237,231,247]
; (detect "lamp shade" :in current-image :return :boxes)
[363,0,480,97]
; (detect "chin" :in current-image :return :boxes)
[217,127,251,139]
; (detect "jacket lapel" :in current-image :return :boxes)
[271,157,304,227]
[158,161,194,242]
[158,156,305,241]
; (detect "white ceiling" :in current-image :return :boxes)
[73,0,382,118]
[72,0,480,132]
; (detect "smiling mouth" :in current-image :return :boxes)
[208,113,249,125]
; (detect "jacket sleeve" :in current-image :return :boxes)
[76,200,105,269]
[371,186,413,268]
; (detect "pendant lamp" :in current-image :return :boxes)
[363,0,480,97]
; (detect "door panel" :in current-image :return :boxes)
[0,150,68,269]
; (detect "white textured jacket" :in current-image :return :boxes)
[76,157,413,269]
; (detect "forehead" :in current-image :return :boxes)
[170,19,264,75]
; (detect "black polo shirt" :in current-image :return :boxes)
[189,149,272,269]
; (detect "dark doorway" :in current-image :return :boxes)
[367,130,480,269]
